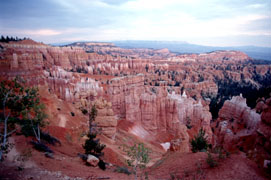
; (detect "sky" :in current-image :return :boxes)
[0,0,270,47]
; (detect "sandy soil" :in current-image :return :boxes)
[149,151,268,180]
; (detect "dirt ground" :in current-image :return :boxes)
[149,151,268,180]
[0,133,269,180]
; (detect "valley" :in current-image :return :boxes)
[0,39,270,180]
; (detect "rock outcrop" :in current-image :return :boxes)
[86,155,99,167]
[214,95,271,168]
[94,98,117,139]
[107,74,213,150]
[46,66,103,104]
[1,40,270,151]
[68,42,174,59]
[215,95,261,151]
[253,98,271,167]
[169,125,190,152]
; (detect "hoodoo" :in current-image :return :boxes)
[0,39,270,179]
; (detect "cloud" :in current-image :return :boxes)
[24,29,62,36]
[101,0,130,6]
[0,28,62,36]
[0,0,270,46]
[115,9,270,39]
[51,0,114,12]
[121,0,198,11]
[197,14,270,37]
[246,3,265,9]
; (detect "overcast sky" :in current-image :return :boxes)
[0,0,270,47]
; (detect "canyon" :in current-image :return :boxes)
[0,39,270,179]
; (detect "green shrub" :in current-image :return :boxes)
[170,172,180,180]
[226,151,230,158]
[126,143,150,180]
[218,150,225,159]
[114,166,131,175]
[266,162,271,176]
[206,152,217,168]
[186,117,192,129]
[81,108,88,115]
[65,133,73,143]
[191,128,209,153]
[31,141,53,153]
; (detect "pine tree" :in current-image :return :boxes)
[0,35,5,42]
[191,128,209,153]
[83,105,105,158]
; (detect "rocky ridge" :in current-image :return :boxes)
[214,95,271,168]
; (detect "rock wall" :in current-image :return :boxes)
[95,98,117,139]
[253,98,271,167]
[107,74,213,148]
[46,66,103,104]
[215,95,261,151]
[196,51,251,62]
[214,95,271,168]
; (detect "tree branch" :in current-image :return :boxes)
[7,128,17,136]
[3,89,12,118]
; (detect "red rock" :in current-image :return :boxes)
[261,103,271,125]
[169,125,190,152]
[86,154,99,167]
[107,74,213,150]
[94,98,117,138]
[215,95,261,151]
[1,39,271,178]
[0,40,268,147]
[253,98,271,167]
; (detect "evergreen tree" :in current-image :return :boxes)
[0,35,5,42]
[191,128,209,153]
[83,105,105,158]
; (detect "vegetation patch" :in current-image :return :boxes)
[114,166,131,175]
[191,128,209,153]
[206,152,217,168]
[0,78,59,160]
[125,143,150,180]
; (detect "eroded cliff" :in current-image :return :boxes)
[1,39,270,158]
